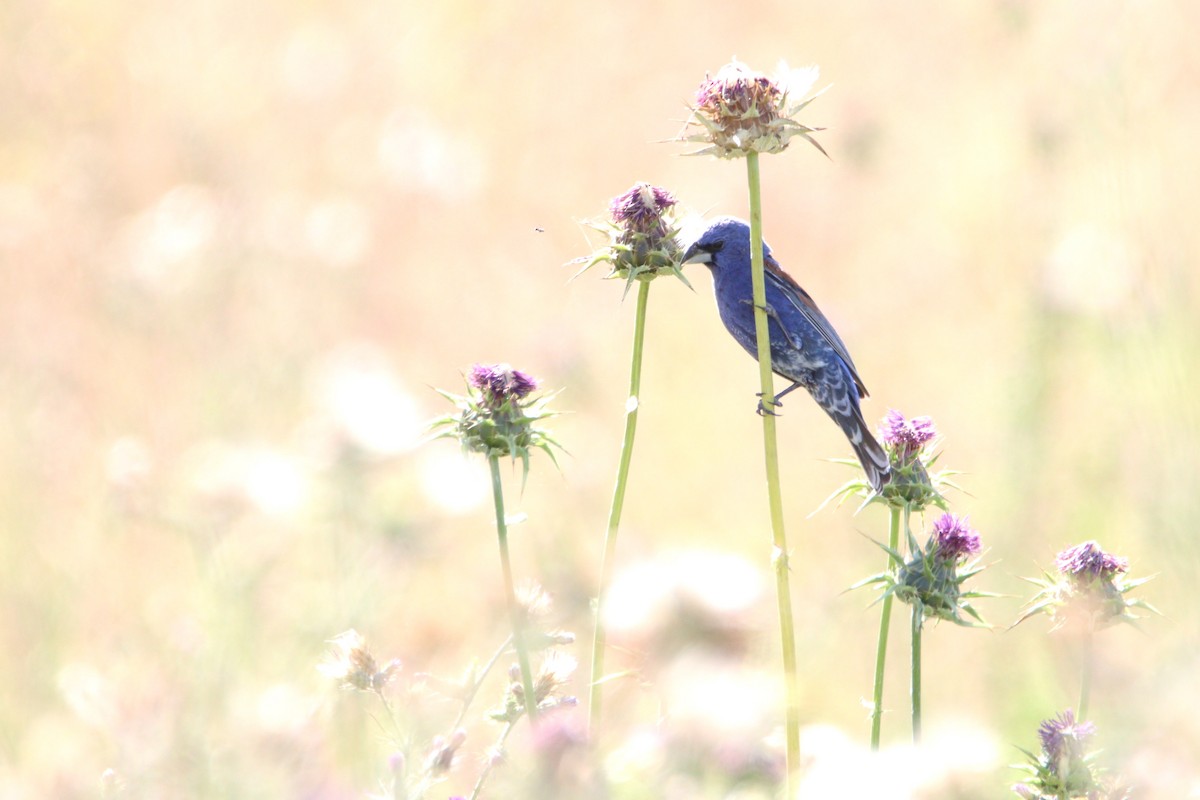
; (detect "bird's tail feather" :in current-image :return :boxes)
[835,405,891,494]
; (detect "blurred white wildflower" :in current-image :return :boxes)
[250,683,315,735]
[279,23,351,101]
[604,550,764,635]
[105,436,153,489]
[57,663,117,729]
[312,342,422,456]
[303,196,372,268]
[1042,223,1137,315]
[183,441,309,517]
[0,181,47,250]
[661,653,777,737]
[376,110,486,200]
[604,727,666,783]
[100,767,124,799]
[417,448,489,514]
[799,720,1000,798]
[116,184,220,293]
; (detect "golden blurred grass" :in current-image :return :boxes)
[2,0,1199,796]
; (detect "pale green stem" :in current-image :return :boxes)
[488,456,539,724]
[870,504,903,749]
[589,279,651,737]
[746,151,801,791]
[468,718,518,800]
[451,635,513,734]
[911,601,923,743]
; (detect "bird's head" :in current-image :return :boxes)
[681,216,768,273]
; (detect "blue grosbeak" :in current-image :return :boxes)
[683,217,890,492]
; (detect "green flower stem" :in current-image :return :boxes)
[589,278,651,736]
[911,602,923,743]
[468,717,518,800]
[870,504,903,749]
[451,634,513,733]
[1078,623,1094,722]
[488,455,539,724]
[746,151,801,787]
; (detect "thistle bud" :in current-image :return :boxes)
[1017,540,1157,632]
[854,513,991,628]
[1013,710,1116,799]
[430,363,562,480]
[895,514,989,627]
[877,409,945,511]
[317,629,402,693]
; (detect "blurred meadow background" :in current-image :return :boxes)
[3,0,1200,797]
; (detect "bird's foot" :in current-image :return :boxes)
[755,392,783,417]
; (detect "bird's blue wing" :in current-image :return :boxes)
[764,253,870,398]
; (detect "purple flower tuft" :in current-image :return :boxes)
[609,183,676,235]
[683,60,826,159]
[694,63,782,126]
[932,513,982,562]
[1037,709,1096,764]
[468,363,539,405]
[1055,541,1128,582]
[879,409,937,456]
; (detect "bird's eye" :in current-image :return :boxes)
[706,242,724,254]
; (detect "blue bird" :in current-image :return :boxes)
[683,216,890,492]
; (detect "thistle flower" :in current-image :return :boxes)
[468,363,539,405]
[876,409,949,512]
[1012,710,1121,799]
[493,651,578,723]
[430,363,562,480]
[681,59,827,159]
[854,513,992,627]
[816,409,957,514]
[424,729,467,776]
[318,629,402,693]
[879,409,937,460]
[932,513,983,563]
[573,182,689,295]
[1016,540,1156,631]
[1055,541,1129,584]
[1038,710,1096,766]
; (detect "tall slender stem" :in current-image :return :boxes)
[468,718,518,800]
[589,279,651,736]
[746,151,801,790]
[451,635,513,734]
[870,505,903,749]
[911,602,923,743]
[488,456,539,724]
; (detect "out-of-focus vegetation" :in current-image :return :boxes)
[2,0,1198,797]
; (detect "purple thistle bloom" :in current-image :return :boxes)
[609,183,676,236]
[683,60,826,159]
[695,63,782,126]
[575,182,682,285]
[878,409,937,458]
[1056,541,1129,583]
[468,363,539,405]
[932,513,982,563]
[1037,709,1096,764]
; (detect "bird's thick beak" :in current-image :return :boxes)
[681,244,711,265]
